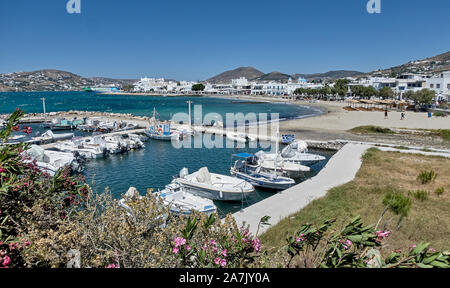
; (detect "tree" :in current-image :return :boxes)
[192,84,205,92]
[362,86,377,98]
[122,84,135,92]
[332,79,349,97]
[378,87,395,99]
[409,89,435,106]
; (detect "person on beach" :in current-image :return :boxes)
[401,112,405,120]
[384,110,388,119]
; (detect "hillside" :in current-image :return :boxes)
[293,70,364,81]
[254,71,292,82]
[368,50,450,76]
[206,67,264,84]
[0,70,137,92]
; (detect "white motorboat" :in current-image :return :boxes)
[156,183,217,215]
[255,151,310,178]
[23,145,81,176]
[173,167,255,201]
[34,130,74,144]
[54,140,106,159]
[259,140,326,166]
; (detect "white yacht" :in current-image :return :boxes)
[173,167,255,201]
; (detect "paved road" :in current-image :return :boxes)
[232,143,371,235]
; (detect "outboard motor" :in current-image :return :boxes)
[179,167,189,178]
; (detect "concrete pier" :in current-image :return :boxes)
[232,143,371,235]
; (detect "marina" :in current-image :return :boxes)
[1,92,334,217]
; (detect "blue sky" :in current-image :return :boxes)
[0,0,449,80]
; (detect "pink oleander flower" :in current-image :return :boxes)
[252,238,261,252]
[220,259,227,268]
[172,247,179,254]
[295,235,305,243]
[174,237,186,247]
[185,245,191,251]
[0,168,6,173]
[376,231,391,240]
[221,249,227,257]
[214,257,220,265]
[209,240,216,246]
[2,255,11,267]
[428,248,436,253]
[409,244,417,250]
[105,263,119,269]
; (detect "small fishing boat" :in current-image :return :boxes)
[146,108,181,141]
[156,183,217,215]
[173,167,255,201]
[230,153,295,191]
[50,118,84,131]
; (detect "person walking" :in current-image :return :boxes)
[384,109,388,119]
[401,112,405,120]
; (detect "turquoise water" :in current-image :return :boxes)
[2,91,331,216]
[82,138,334,216]
[0,91,321,122]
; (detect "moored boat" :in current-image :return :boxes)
[156,183,217,215]
[230,153,295,191]
[173,167,255,201]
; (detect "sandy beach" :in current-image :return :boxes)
[282,100,450,131]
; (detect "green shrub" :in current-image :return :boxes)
[435,187,445,197]
[433,111,446,117]
[410,190,429,202]
[417,170,437,184]
[350,126,394,134]
[382,190,411,217]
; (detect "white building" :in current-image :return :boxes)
[426,71,450,101]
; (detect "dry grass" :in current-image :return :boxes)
[260,149,450,255]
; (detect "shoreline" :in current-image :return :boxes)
[2,91,449,149]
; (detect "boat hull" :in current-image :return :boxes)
[231,170,295,191]
[175,180,253,201]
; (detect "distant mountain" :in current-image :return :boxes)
[254,71,292,82]
[206,67,264,84]
[0,69,137,92]
[293,70,364,81]
[367,50,450,76]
